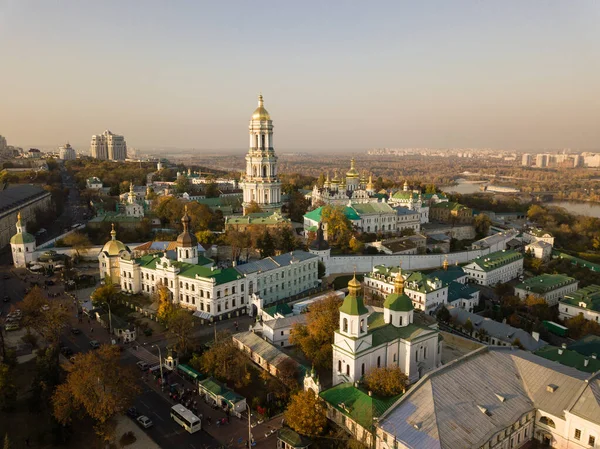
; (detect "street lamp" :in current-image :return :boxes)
[246,404,253,448]
[152,344,164,391]
[103,302,113,336]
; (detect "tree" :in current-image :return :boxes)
[321,205,353,250]
[52,345,139,438]
[277,359,300,391]
[436,306,450,323]
[284,390,327,437]
[195,230,215,246]
[196,332,252,388]
[363,366,407,397]
[473,214,491,238]
[205,182,219,198]
[3,434,9,449]
[512,338,525,350]
[155,284,175,322]
[91,283,117,306]
[20,287,70,349]
[349,236,364,254]
[168,308,195,354]
[245,201,263,215]
[463,318,474,335]
[62,232,92,258]
[527,205,547,223]
[274,225,298,253]
[257,229,275,258]
[287,191,310,223]
[290,294,342,369]
[175,175,190,194]
[317,261,326,279]
[0,363,16,411]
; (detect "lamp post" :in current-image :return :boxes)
[246,404,253,448]
[104,302,112,335]
[152,344,164,390]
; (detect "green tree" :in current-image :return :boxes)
[62,231,92,258]
[473,214,492,238]
[287,191,310,223]
[284,390,327,437]
[463,318,474,335]
[364,366,407,397]
[257,229,275,258]
[321,205,353,250]
[436,306,450,323]
[317,261,326,279]
[205,182,219,198]
[245,201,263,214]
[175,175,190,193]
[0,364,16,411]
[274,225,298,253]
[168,308,195,355]
[290,294,341,369]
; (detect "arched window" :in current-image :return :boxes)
[377,356,381,368]
[424,347,427,359]
[399,316,403,326]
[539,416,556,428]
[361,363,365,376]
[338,360,342,372]
[263,166,267,177]
[360,319,364,333]
[346,365,350,376]
[186,250,189,258]
[343,318,348,332]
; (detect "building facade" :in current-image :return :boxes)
[559,284,600,324]
[90,129,127,161]
[462,249,524,286]
[10,212,36,268]
[58,143,76,160]
[429,201,473,224]
[310,160,377,206]
[515,274,579,306]
[239,95,282,215]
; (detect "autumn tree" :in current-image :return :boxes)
[245,201,263,215]
[91,283,117,306]
[463,318,474,335]
[62,231,92,258]
[284,390,327,437]
[0,363,16,411]
[321,205,353,250]
[20,287,70,349]
[168,308,195,355]
[277,359,300,391]
[194,331,252,388]
[195,230,215,247]
[155,284,175,321]
[257,228,275,258]
[290,294,342,369]
[473,214,492,238]
[364,366,407,397]
[349,236,364,254]
[52,345,139,439]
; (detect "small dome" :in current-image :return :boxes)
[384,292,413,312]
[177,206,198,248]
[251,94,271,121]
[346,158,359,178]
[102,224,130,256]
[10,232,35,245]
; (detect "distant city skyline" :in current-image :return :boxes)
[1,1,599,151]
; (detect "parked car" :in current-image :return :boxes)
[126,407,139,418]
[5,323,20,331]
[89,340,100,349]
[136,415,153,429]
[136,361,149,371]
[70,328,81,335]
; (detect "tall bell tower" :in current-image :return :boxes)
[240,95,282,215]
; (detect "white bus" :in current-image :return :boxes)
[170,404,201,434]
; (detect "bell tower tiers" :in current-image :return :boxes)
[240,95,282,215]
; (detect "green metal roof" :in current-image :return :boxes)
[561,284,600,312]
[304,206,360,223]
[534,345,600,373]
[264,303,293,317]
[554,251,600,272]
[428,266,466,285]
[392,191,419,200]
[366,312,436,345]
[10,232,35,244]
[430,201,470,211]
[135,254,241,285]
[383,292,413,312]
[226,211,289,225]
[350,202,395,215]
[177,364,203,380]
[568,335,600,357]
[278,428,311,448]
[339,293,368,316]
[515,274,578,295]
[320,382,401,430]
[467,249,523,272]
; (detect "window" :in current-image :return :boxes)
[539,416,555,428]
[346,365,350,376]
[338,361,342,372]
[424,347,427,359]
[343,318,348,332]
[589,436,595,446]
[361,363,365,376]
[575,429,581,440]
[377,356,381,368]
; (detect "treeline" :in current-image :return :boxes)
[66,159,157,194]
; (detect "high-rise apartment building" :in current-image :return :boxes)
[58,143,76,160]
[90,130,127,161]
[521,153,532,166]
[535,154,548,168]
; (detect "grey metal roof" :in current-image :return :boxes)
[449,308,547,351]
[378,347,595,449]
[235,251,317,275]
[0,184,50,214]
[263,314,307,330]
[232,331,299,369]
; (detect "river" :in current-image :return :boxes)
[440,178,486,195]
[546,201,600,218]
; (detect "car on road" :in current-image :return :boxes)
[5,323,20,331]
[70,328,81,335]
[126,407,139,418]
[89,340,100,349]
[136,415,153,429]
[136,361,149,371]
[3,296,9,303]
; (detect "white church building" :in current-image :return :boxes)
[10,212,36,268]
[332,271,441,386]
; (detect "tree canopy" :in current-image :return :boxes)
[363,366,407,397]
[284,390,327,437]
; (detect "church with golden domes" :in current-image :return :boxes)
[310,158,379,207]
[332,271,441,386]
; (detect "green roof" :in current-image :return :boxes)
[320,383,401,430]
[10,232,35,245]
[515,274,578,295]
[561,284,600,312]
[431,201,470,211]
[350,202,395,215]
[135,254,241,285]
[383,292,413,312]
[428,266,466,285]
[392,191,419,200]
[368,313,435,346]
[264,303,293,317]
[226,212,289,225]
[278,428,311,448]
[199,377,224,395]
[177,364,203,380]
[467,249,523,272]
[534,345,600,373]
[339,293,368,316]
[89,213,143,223]
[554,250,600,272]
[447,281,479,303]
[422,193,447,200]
[568,335,600,357]
[304,206,360,223]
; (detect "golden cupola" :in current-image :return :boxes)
[251,94,271,121]
[346,158,360,178]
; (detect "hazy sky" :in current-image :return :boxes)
[1,1,599,152]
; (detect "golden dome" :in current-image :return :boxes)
[102,224,129,256]
[251,94,271,121]
[348,273,362,290]
[346,158,359,178]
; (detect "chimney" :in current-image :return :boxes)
[558,348,564,355]
[368,391,372,397]
[592,353,597,360]
[584,358,590,367]
[531,331,540,342]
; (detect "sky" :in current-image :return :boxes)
[1,1,599,152]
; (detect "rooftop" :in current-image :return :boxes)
[304,206,360,223]
[0,184,50,215]
[534,345,600,373]
[561,284,600,312]
[262,314,307,330]
[466,249,523,272]
[234,251,317,275]
[568,335,600,357]
[367,312,436,346]
[447,282,479,304]
[515,274,578,295]
[226,211,289,225]
[233,331,306,374]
